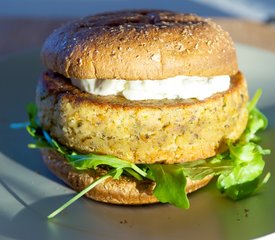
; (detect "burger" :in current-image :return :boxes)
[25,10,270,218]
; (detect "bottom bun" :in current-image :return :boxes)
[42,149,213,205]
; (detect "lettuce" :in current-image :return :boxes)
[18,89,270,218]
[147,164,189,208]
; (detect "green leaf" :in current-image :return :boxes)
[68,154,133,170]
[124,168,143,180]
[219,177,261,200]
[217,158,265,190]
[47,169,116,219]
[181,158,232,180]
[67,154,147,177]
[216,89,271,200]
[247,88,262,112]
[10,122,29,129]
[240,90,268,143]
[241,108,268,143]
[28,140,51,149]
[27,103,38,128]
[229,141,264,163]
[113,168,123,179]
[147,164,189,209]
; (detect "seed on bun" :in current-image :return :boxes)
[41,10,238,80]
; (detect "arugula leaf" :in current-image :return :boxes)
[240,89,268,143]
[216,141,269,200]
[67,154,147,177]
[247,88,262,112]
[47,169,117,219]
[27,103,38,129]
[10,122,29,129]
[181,157,232,180]
[146,157,233,209]
[147,164,189,208]
[216,89,271,200]
[146,157,232,208]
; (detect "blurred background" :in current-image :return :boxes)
[1,0,275,57]
[1,0,275,20]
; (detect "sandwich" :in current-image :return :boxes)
[24,10,270,218]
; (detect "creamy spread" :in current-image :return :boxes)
[71,75,230,100]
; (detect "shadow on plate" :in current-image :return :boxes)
[1,176,232,240]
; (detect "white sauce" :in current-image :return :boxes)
[71,75,230,100]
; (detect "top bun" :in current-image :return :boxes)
[41,10,238,80]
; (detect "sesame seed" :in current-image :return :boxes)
[151,53,161,62]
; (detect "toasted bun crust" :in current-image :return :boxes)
[42,149,213,205]
[36,71,248,164]
[41,10,238,80]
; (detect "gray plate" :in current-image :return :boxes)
[0,44,275,240]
